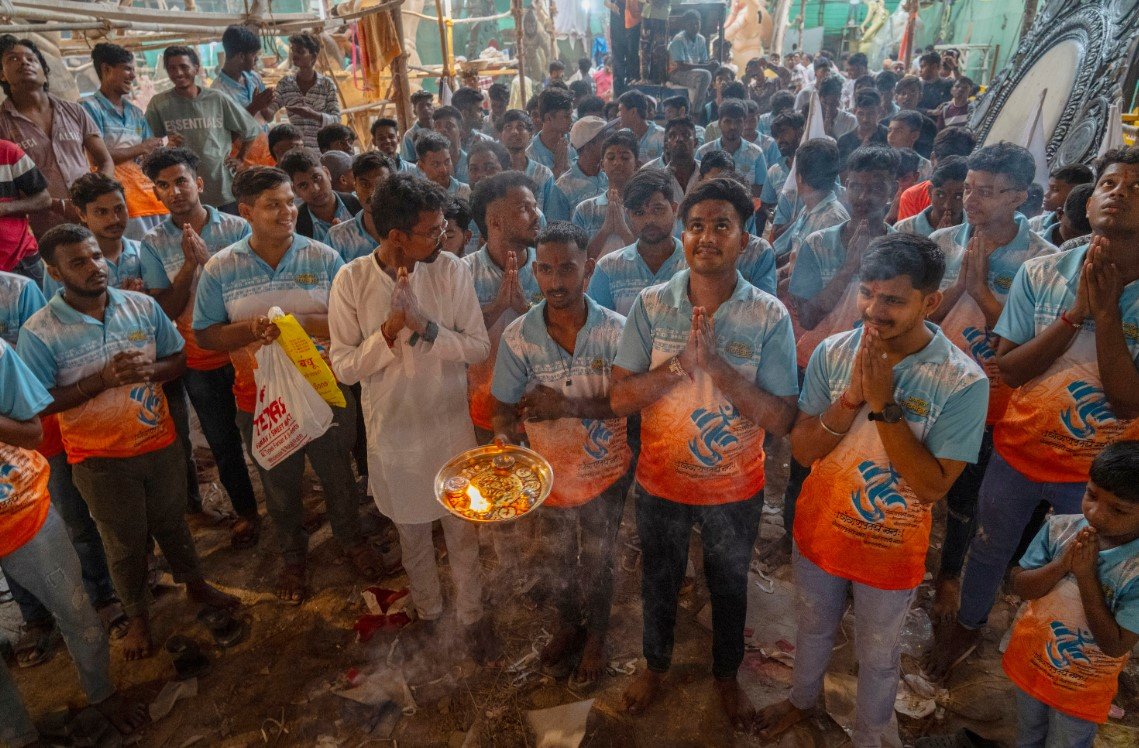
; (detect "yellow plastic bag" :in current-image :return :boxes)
[268,308,346,408]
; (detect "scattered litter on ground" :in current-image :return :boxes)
[149,678,198,722]
[525,699,594,748]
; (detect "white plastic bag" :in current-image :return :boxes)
[251,340,334,470]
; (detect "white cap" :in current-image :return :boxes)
[569,115,611,150]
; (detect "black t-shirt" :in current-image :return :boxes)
[837,125,889,166]
[919,79,953,112]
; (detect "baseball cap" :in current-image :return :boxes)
[569,115,612,150]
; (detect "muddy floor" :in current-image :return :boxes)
[3,438,1138,747]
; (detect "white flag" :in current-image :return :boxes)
[781,90,832,199]
[1098,102,1124,158]
[1020,89,1050,188]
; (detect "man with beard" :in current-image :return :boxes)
[925,148,1139,681]
[641,118,700,202]
[18,224,238,661]
[756,234,987,746]
[613,178,798,729]
[327,173,497,664]
[492,221,632,683]
[760,112,805,238]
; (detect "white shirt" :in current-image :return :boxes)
[328,251,490,524]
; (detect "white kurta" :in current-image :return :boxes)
[328,251,490,525]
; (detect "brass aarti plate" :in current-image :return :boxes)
[434,439,554,523]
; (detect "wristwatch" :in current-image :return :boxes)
[868,403,904,423]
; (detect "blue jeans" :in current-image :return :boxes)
[182,365,258,518]
[790,547,916,748]
[10,452,117,626]
[1015,688,1097,748]
[958,452,1085,629]
[635,488,762,679]
[1,509,113,747]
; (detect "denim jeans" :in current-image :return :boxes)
[535,471,631,635]
[182,365,258,518]
[636,487,762,679]
[1015,688,1097,748]
[72,443,203,617]
[235,385,361,565]
[790,547,916,748]
[958,452,1085,629]
[938,427,993,578]
[11,452,117,626]
[1,509,113,748]
[163,377,202,509]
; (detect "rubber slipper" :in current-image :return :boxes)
[15,622,60,668]
[197,606,247,648]
[96,599,130,640]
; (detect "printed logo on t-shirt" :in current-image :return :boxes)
[1046,621,1094,669]
[1124,322,1139,343]
[130,384,164,427]
[994,274,1014,292]
[962,326,996,364]
[127,329,148,343]
[1061,382,1117,440]
[294,272,318,288]
[584,419,613,460]
[689,404,741,466]
[0,464,16,503]
[851,460,907,523]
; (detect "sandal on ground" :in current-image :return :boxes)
[96,599,130,640]
[345,543,385,580]
[15,622,60,668]
[165,635,210,681]
[276,563,309,606]
[197,606,247,648]
[230,515,261,549]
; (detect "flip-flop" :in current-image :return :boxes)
[197,606,247,648]
[15,622,60,668]
[96,599,130,640]
[166,635,210,681]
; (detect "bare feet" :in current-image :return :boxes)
[714,676,755,732]
[574,631,607,683]
[186,579,239,609]
[621,668,664,715]
[924,621,980,682]
[931,575,961,628]
[121,616,154,660]
[94,691,148,735]
[275,563,309,605]
[540,623,585,669]
[754,698,809,742]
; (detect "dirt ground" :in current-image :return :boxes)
[4,437,1139,747]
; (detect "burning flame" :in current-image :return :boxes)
[466,485,489,513]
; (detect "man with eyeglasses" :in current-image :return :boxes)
[327,172,497,664]
[925,144,1055,637]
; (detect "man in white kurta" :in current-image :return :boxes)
[327,173,497,662]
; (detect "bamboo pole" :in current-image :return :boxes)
[511,0,526,104]
[390,0,414,132]
[434,0,454,92]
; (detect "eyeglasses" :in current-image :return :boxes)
[409,219,449,241]
[962,186,1019,200]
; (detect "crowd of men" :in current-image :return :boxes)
[1,24,1138,748]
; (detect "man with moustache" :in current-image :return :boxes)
[612,178,798,729]
[931,146,1139,679]
[327,173,496,663]
[756,234,987,746]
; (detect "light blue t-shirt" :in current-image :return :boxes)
[789,221,896,302]
[310,194,356,245]
[0,271,46,347]
[668,32,709,64]
[42,239,145,299]
[326,211,378,264]
[799,323,988,464]
[81,91,153,151]
[893,206,937,238]
[697,138,767,190]
[525,158,570,222]
[571,192,613,236]
[589,238,687,317]
[527,132,578,173]
[210,69,266,108]
[139,207,252,291]
[637,122,666,164]
[738,235,778,297]
[554,163,608,209]
[400,121,429,163]
[760,160,791,206]
[0,337,52,421]
[935,214,1056,293]
[772,191,850,260]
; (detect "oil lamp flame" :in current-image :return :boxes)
[466,484,489,513]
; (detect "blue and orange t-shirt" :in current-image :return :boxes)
[17,288,184,463]
[0,337,53,556]
[933,215,1055,425]
[794,324,988,590]
[993,242,1139,483]
[492,297,631,507]
[1003,514,1139,723]
[140,207,251,373]
[464,246,542,431]
[0,271,60,459]
[192,233,344,413]
[613,269,799,504]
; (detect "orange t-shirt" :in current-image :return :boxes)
[896,180,931,221]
